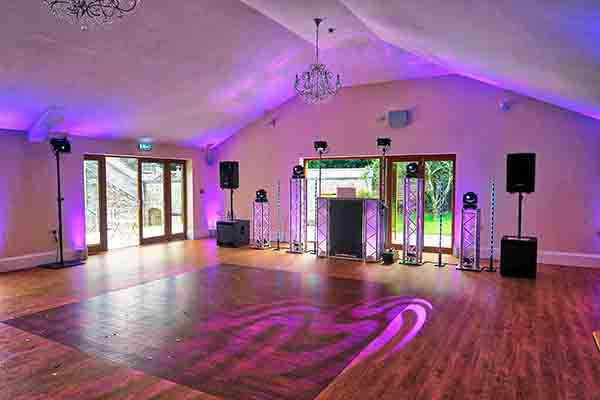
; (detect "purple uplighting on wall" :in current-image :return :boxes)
[69,213,86,251]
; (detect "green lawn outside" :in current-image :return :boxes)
[393,212,452,236]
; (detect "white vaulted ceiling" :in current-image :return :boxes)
[0,1,598,146]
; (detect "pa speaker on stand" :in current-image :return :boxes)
[217,161,249,248]
[501,153,538,279]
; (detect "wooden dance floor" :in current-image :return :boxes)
[3,264,431,400]
[1,239,599,399]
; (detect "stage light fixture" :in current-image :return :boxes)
[377,137,391,150]
[314,140,329,153]
[292,165,305,179]
[463,192,478,209]
[50,137,71,153]
[255,189,268,203]
[406,162,418,177]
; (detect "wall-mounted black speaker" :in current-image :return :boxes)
[220,161,239,189]
[507,153,536,193]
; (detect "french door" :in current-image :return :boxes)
[84,156,187,253]
[84,156,107,253]
[139,159,187,244]
[387,155,456,253]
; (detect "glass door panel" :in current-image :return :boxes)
[84,159,102,249]
[170,162,185,236]
[424,160,454,249]
[106,157,140,249]
[304,158,380,243]
[390,160,418,246]
[141,161,166,240]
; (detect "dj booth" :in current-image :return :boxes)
[315,198,386,262]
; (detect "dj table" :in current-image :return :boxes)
[315,198,386,262]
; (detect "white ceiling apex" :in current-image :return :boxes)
[2,1,599,147]
[339,0,600,119]
[239,0,377,49]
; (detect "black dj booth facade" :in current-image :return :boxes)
[316,198,385,262]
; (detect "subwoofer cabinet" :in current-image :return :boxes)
[217,220,250,248]
[500,236,538,279]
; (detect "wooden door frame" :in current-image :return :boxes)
[83,155,188,252]
[139,158,188,245]
[302,155,383,243]
[84,155,108,254]
[169,160,188,241]
[386,154,456,254]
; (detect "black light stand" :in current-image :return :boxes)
[273,179,282,251]
[377,138,395,264]
[229,188,235,221]
[39,138,84,270]
[433,199,447,268]
[313,141,329,254]
[486,179,497,272]
[427,184,447,268]
[517,192,523,238]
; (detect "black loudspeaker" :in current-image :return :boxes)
[216,220,249,247]
[507,153,536,193]
[220,161,239,189]
[500,236,538,279]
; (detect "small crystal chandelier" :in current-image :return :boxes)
[294,18,342,104]
[43,0,140,31]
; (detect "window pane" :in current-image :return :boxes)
[106,157,140,249]
[84,160,101,247]
[170,163,185,235]
[142,162,165,239]
[424,160,454,248]
[305,158,380,242]
[390,161,418,246]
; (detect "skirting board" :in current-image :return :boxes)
[480,246,600,269]
[0,250,86,273]
[2,245,599,272]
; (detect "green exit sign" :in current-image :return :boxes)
[138,142,153,152]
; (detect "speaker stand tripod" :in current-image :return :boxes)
[39,147,84,269]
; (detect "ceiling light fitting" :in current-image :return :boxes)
[43,0,139,31]
[294,18,342,104]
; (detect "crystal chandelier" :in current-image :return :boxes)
[294,18,342,104]
[43,0,139,30]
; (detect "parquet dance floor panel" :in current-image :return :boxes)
[4,264,432,400]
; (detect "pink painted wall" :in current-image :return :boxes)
[0,131,213,261]
[213,75,600,258]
